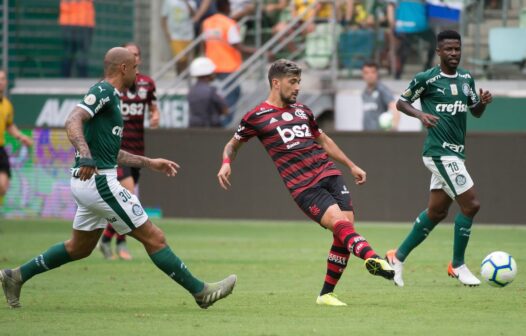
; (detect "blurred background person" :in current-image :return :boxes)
[162,0,196,74]
[361,61,399,130]
[59,0,95,78]
[187,57,229,128]
[0,70,33,207]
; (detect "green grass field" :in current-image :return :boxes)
[1,219,525,335]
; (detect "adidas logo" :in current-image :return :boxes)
[269,117,278,124]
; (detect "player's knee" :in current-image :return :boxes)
[64,240,95,260]
[427,208,448,222]
[462,199,480,217]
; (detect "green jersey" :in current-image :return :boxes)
[400,66,479,159]
[73,81,123,169]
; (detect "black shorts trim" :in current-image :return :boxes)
[0,147,11,178]
[117,166,141,183]
[293,175,354,224]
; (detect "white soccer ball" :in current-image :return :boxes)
[378,112,393,130]
[480,251,517,287]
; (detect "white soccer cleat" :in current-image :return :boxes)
[386,250,404,287]
[448,262,481,287]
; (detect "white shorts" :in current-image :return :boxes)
[422,156,474,199]
[70,169,149,235]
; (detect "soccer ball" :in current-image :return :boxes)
[480,251,517,287]
[378,112,393,130]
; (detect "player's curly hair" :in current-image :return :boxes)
[437,30,461,44]
[268,59,302,88]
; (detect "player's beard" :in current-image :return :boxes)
[280,91,297,105]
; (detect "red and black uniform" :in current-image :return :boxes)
[118,73,157,182]
[235,101,353,223]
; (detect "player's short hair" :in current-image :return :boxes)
[437,30,461,44]
[362,61,378,69]
[121,42,141,56]
[268,59,302,88]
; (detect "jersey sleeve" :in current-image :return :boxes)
[378,84,395,108]
[305,106,322,138]
[234,115,257,142]
[399,72,428,104]
[77,85,112,117]
[5,100,14,127]
[467,76,480,108]
[149,79,157,103]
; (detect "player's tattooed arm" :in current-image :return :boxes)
[118,150,179,176]
[396,99,439,128]
[65,107,93,159]
[218,137,244,190]
[223,137,243,162]
[117,150,151,168]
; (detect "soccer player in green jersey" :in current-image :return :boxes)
[385,30,493,287]
[0,47,236,309]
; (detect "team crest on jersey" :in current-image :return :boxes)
[462,83,471,96]
[132,204,144,216]
[281,112,293,121]
[138,87,148,100]
[455,174,467,186]
[294,109,308,120]
[84,94,96,105]
[126,90,137,99]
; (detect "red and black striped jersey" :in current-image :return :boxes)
[120,73,157,155]
[235,101,341,198]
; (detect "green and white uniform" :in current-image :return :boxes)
[400,66,480,198]
[71,81,148,234]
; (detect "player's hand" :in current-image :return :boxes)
[217,164,232,190]
[419,112,439,128]
[149,158,179,176]
[20,135,33,147]
[350,165,366,185]
[150,111,160,129]
[479,88,493,105]
[78,166,98,181]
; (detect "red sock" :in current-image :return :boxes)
[101,224,116,243]
[333,220,378,260]
[320,235,351,295]
[116,234,126,244]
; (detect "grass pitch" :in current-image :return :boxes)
[1,219,525,335]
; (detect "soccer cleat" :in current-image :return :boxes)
[98,240,115,260]
[116,242,133,261]
[316,293,347,306]
[386,249,405,287]
[364,257,395,280]
[193,274,237,309]
[0,268,23,308]
[448,262,481,287]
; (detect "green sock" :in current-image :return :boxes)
[149,246,205,294]
[396,210,437,262]
[452,213,473,268]
[20,242,73,283]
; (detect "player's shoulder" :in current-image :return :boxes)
[87,80,115,97]
[243,102,277,121]
[136,73,155,86]
[456,67,474,80]
[413,66,441,82]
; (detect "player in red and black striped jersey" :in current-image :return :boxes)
[217,59,394,306]
[99,43,160,261]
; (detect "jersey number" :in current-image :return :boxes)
[119,189,132,203]
[447,162,460,173]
